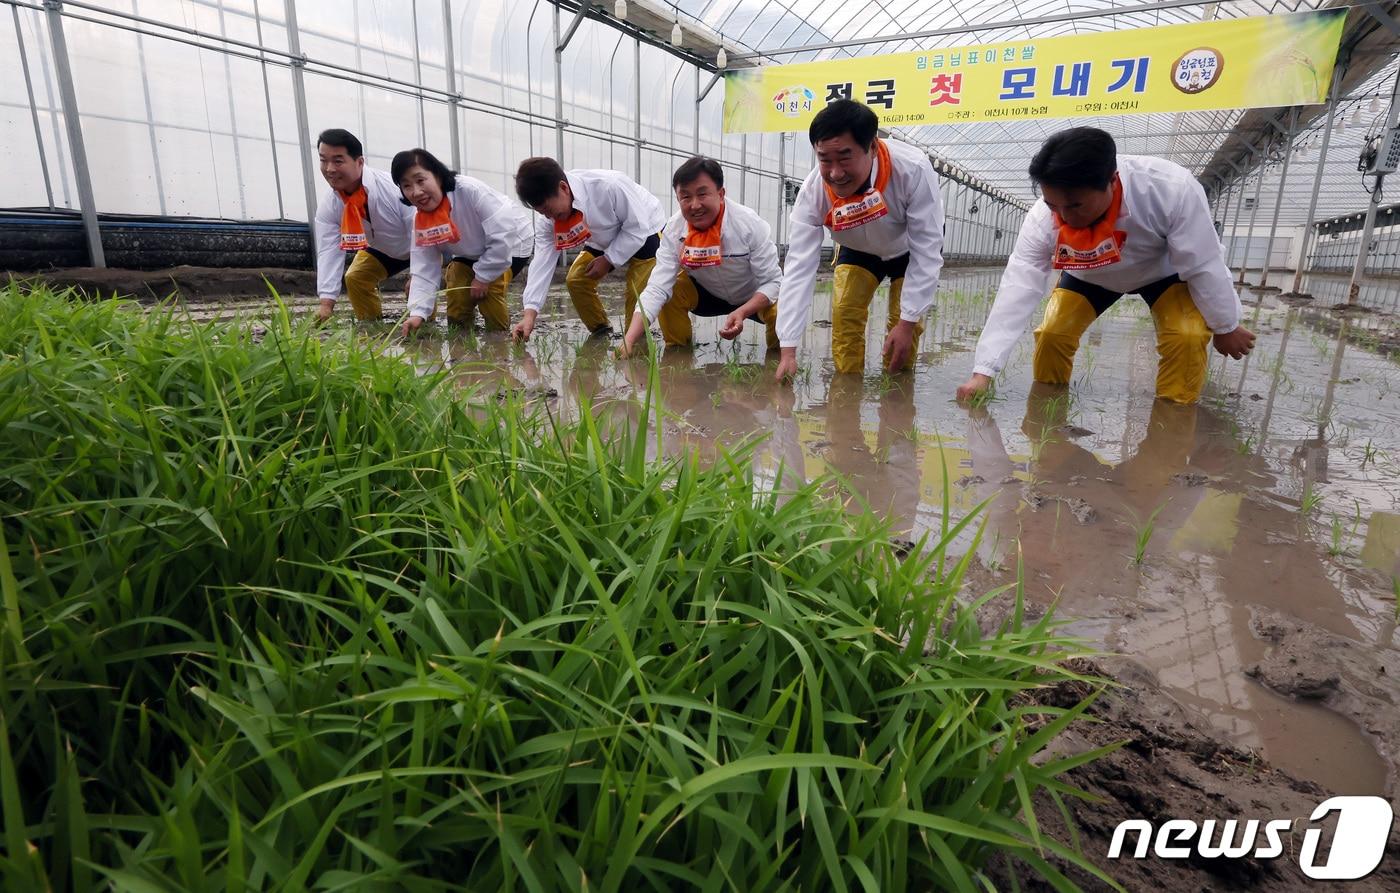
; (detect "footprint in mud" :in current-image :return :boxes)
[1020,486,1097,523]
[1171,471,1211,487]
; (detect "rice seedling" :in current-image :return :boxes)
[721,342,758,384]
[1301,484,1324,515]
[1123,502,1169,565]
[965,384,1002,409]
[1038,392,1073,424]
[1360,438,1381,469]
[0,284,1116,892]
[1323,500,1365,558]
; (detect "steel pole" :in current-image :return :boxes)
[777,133,786,248]
[12,3,54,207]
[1346,64,1400,304]
[1217,175,1235,252]
[443,0,462,167]
[1290,56,1346,294]
[553,2,564,161]
[43,0,104,266]
[1238,154,1268,284]
[1225,158,1251,268]
[634,35,641,180]
[1258,110,1298,289]
[282,0,318,223]
[693,65,701,154]
[251,0,285,218]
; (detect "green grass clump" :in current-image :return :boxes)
[0,285,1111,891]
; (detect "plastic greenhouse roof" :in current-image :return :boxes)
[673,0,1400,226]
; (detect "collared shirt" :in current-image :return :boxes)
[520,169,667,313]
[634,199,782,322]
[775,137,946,348]
[313,166,415,302]
[406,177,532,320]
[972,154,1242,377]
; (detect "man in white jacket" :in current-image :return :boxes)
[775,99,946,381]
[620,157,782,356]
[391,148,532,335]
[311,129,415,322]
[511,157,666,341]
[957,127,1256,404]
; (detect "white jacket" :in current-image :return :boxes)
[406,177,533,320]
[776,137,946,348]
[520,169,667,313]
[634,199,783,322]
[313,166,415,302]
[972,154,1242,377]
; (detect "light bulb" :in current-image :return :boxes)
[614,0,626,20]
[716,47,727,69]
[1369,95,1381,114]
[1350,107,1361,126]
[671,21,682,46]
[1336,118,1345,134]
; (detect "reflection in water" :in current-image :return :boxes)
[810,377,921,536]
[963,386,1388,794]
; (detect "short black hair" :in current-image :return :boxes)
[515,157,567,208]
[1029,127,1117,191]
[316,128,363,160]
[391,148,457,204]
[809,99,879,150]
[672,156,724,190]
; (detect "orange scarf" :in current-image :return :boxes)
[554,210,591,250]
[414,195,460,247]
[824,138,892,232]
[339,186,369,251]
[1051,178,1126,270]
[680,202,725,269]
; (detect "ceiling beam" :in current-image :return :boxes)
[733,0,1267,61]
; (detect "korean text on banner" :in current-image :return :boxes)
[722,9,1345,133]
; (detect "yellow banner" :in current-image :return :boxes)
[722,10,1345,133]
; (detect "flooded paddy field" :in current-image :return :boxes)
[155,266,1400,796]
[19,265,1400,888]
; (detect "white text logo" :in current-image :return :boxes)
[1108,796,1393,881]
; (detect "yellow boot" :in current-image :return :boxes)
[759,302,780,351]
[443,260,475,328]
[478,269,512,331]
[444,261,513,330]
[344,250,389,320]
[566,250,611,332]
[831,263,880,374]
[1150,282,1212,404]
[883,278,925,372]
[1031,288,1097,385]
[656,271,700,347]
[624,255,658,330]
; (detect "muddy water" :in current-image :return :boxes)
[184,268,1400,798]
